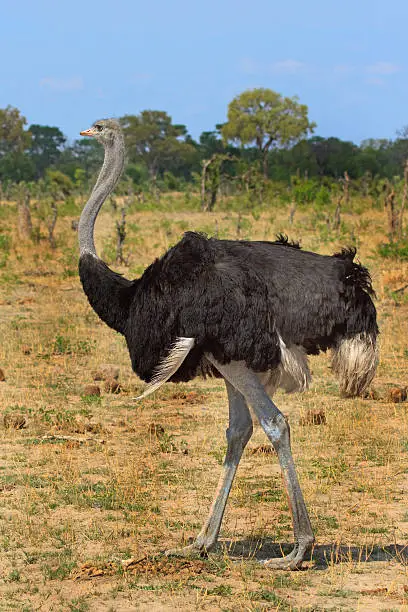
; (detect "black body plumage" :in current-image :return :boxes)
[79,232,378,384]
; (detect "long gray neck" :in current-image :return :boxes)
[78,134,125,256]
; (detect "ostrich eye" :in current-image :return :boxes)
[95,124,103,132]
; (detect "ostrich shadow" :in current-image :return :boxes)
[218,538,408,569]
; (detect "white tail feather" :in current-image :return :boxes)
[332,333,378,397]
[134,337,195,400]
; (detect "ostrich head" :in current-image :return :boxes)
[80,118,122,146]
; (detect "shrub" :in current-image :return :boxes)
[377,239,408,260]
[45,169,74,196]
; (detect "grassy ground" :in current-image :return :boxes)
[0,199,407,611]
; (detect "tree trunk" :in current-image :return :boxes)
[262,152,268,180]
[289,201,296,225]
[385,188,398,239]
[18,189,32,240]
[343,171,350,206]
[201,158,214,212]
[116,205,127,264]
[209,187,217,212]
[261,138,274,180]
[333,171,349,233]
[47,202,58,249]
[201,159,210,211]
[148,165,160,202]
[333,196,342,231]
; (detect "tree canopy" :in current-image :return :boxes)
[0,106,31,156]
[0,106,34,182]
[120,111,197,180]
[222,88,316,177]
[28,125,66,178]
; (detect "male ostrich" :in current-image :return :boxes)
[78,119,378,569]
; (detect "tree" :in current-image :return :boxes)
[0,153,35,182]
[0,106,31,156]
[0,106,34,182]
[120,111,196,182]
[199,130,226,158]
[308,137,358,178]
[201,154,233,211]
[10,182,33,240]
[28,124,66,178]
[57,138,103,181]
[222,88,315,178]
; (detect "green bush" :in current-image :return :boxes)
[315,185,331,209]
[291,178,319,206]
[45,169,74,196]
[162,171,182,191]
[377,239,408,260]
[59,196,81,216]
[125,163,149,187]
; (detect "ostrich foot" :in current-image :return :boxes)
[261,540,312,570]
[165,540,213,559]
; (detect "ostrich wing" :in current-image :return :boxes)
[135,337,195,400]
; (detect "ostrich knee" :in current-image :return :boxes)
[225,417,253,460]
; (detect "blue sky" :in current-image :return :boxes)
[1,0,407,143]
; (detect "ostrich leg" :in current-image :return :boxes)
[165,379,253,557]
[207,358,315,570]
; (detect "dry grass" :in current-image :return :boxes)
[0,201,407,611]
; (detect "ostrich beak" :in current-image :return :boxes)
[80,127,95,137]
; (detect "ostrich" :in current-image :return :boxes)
[78,119,378,569]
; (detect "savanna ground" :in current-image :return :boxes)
[0,195,407,611]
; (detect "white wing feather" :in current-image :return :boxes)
[134,337,195,401]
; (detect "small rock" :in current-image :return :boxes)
[71,219,79,231]
[0,368,5,382]
[104,379,121,394]
[21,345,31,355]
[92,364,120,381]
[4,413,26,429]
[388,387,407,403]
[82,384,101,397]
[299,409,326,426]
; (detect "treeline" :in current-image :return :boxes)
[1,89,408,193]
[1,89,407,262]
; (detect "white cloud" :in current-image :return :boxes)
[366,61,399,75]
[269,59,306,74]
[40,76,84,92]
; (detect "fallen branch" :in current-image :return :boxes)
[394,283,408,294]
